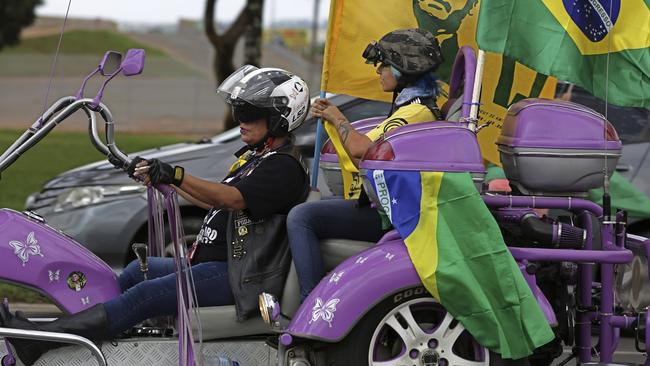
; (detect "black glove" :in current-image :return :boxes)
[148,158,185,186]
[125,156,147,177]
[107,154,126,170]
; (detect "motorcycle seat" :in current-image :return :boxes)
[191,238,374,340]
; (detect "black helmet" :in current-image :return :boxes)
[362,28,443,75]
[217,65,310,137]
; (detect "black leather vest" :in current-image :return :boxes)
[226,144,309,321]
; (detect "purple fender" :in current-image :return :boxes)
[0,209,120,313]
[519,263,558,326]
[286,232,422,342]
[286,230,557,342]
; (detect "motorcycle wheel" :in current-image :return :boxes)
[323,286,528,366]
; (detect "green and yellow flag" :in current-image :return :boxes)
[365,169,555,359]
[476,0,650,108]
[321,0,557,167]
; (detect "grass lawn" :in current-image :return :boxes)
[0,129,194,210]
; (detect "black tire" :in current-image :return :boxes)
[125,216,204,266]
[163,216,203,258]
[321,286,528,366]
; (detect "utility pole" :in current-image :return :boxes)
[310,0,321,88]
[310,0,320,62]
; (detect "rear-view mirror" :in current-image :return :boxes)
[99,51,122,76]
[121,49,145,76]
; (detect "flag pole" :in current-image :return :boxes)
[310,90,327,188]
[468,49,486,132]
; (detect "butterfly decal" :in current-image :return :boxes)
[329,271,345,284]
[310,297,340,327]
[355,256,368,265]
[9,232,44,266]
[81,296,91,305]
[48,270,60,282]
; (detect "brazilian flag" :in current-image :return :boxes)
[477,0,650,108]
[366,169,554,359]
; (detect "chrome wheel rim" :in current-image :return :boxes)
[368,297,489,366]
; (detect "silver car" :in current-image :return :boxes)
[25,94,392,270]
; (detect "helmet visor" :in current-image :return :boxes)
[216,65,259,100]
[217,66,292,109]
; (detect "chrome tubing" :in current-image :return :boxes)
[84,106,110,156]
[0,98,112,174]
[0,97,76,164]
[0,327,107,366]
[95,103,130,167]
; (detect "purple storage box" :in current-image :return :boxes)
[358,122,485,207]
[360,122,485,172]
[320,116,384,196]
[359,122,485,209]
[497,98,622,195]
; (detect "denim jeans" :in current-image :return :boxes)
[103,257,234,336]
[287,199,386,301]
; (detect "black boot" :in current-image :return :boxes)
[0,304,110,366]
[0,303,53,366]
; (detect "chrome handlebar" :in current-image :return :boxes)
[0,97,131,174]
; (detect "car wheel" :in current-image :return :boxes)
[163,216,203,258]
[322,286,526,366]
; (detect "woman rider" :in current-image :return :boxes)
[0,66,311,366]
[288,28,445,301]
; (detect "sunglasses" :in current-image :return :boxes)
[233,106,268,123]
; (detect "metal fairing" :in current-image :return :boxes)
[286,238,422,342]
[0,209,120,313]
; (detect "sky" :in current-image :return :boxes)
[37,0,332,26]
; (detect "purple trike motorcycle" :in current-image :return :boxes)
[0,47,648,366]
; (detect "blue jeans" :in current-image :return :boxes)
[103,257,234,336]
[287,199,386,301]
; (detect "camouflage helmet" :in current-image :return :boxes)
[362,28,443,75]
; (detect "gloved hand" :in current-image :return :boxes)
[148,158,185,186]
[126,156,147,177]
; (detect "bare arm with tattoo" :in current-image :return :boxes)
[310,98,372,165]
